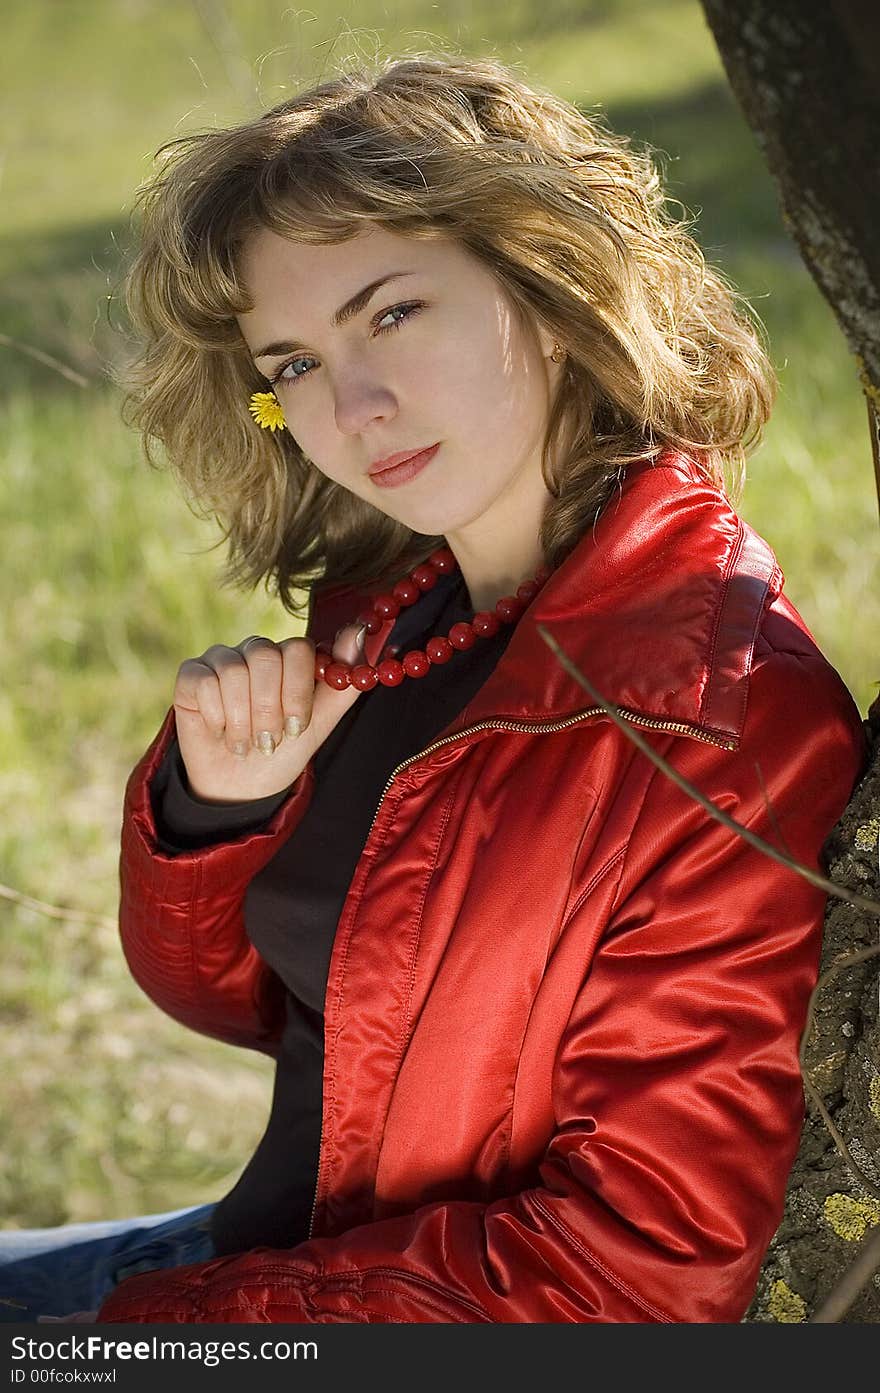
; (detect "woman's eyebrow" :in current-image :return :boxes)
[251,271,417,361]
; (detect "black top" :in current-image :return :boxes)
[149,568,516,1255]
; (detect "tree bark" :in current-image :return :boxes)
[699,0,880,1322]
[700,0,880,400]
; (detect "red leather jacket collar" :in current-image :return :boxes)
[350,448,780,745]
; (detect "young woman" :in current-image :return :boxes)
[1,53,866,1324]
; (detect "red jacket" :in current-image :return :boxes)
[98,450,865,1323]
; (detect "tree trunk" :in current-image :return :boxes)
[747,726,880,1323]
[699,0,880,1322]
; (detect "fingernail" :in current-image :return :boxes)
[256,730,277,756]
[355,623,368,650]
[232,740,249,759]
[285,715,303,739]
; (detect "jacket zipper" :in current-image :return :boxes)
[366,703,735,838]
[306,703,734,1240]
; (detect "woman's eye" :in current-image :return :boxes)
[270,301,424,389]
[374,301,423,333]
[272,355,316,388]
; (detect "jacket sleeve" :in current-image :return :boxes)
[114,581,365,1056]
[98,641,866,1324]
[116,706,315,1056]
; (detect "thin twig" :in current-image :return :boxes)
[859,367,880,526]
[811,1224,880,1323]
[799,943,880,1202]
[0,333,91,388]
[189,0,255,107]
[536,625,880,918]
[0,881,117,932]
[752,757,793,859]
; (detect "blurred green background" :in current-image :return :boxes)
[1,0,876,1232]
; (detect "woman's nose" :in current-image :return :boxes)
[333,373,397,435]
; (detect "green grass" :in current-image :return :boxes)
[1,0,876,1229]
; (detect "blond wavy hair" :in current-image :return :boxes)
[113,51,776,616]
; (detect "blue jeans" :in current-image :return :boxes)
[0,1203,216,1322]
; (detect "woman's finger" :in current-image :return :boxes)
[237,636,285,755]
[201,644,260,757]
[277,636,317,739]
[173,658,227,741]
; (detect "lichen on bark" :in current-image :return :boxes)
[746,714,880,1322]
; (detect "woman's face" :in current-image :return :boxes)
[236,222,562,560]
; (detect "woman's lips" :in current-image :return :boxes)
[368,443,440,488]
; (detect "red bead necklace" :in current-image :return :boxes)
[315,546,549,690]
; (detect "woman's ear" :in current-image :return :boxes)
[529,314,566,368]
[536,323,559,360]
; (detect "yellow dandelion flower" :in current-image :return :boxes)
[248,391,286,432]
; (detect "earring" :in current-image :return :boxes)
[550,342,566,364]
[249,390,287,432]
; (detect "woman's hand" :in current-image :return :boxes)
[172,622,368,804]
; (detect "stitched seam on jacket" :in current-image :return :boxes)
[532,1194,673,1322]
[729,538,776,738]
[335,1286,484,1322]
[371,774,464,1197]
[398,768,461,1048]
[195,1292,471,1324]
[317,1283,487,1323]
[213,1302,397,1323]
[562,843,628,928]
[135,809,197,1011]
[319,779,410,1229]
[701,522,776,738]
[601,755,670,922]
[180,1265,493,1323]
[188,853,205,1020]
[699,518,743,724]
[508,843,628,1180]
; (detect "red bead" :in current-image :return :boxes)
[472,610,500,638]
[376,658,405,686]
[313,552,547,694]
[448,621,476,650]
[426,636,454,664]
[411,565,438,591]
[392,579,420,606]
[357,610,384,636]
[495,596,524,623]
[429,546,456,573]
[324,662,351,690]
[350,664,379,691]
[402,650,430,678]
[373,593,401,621]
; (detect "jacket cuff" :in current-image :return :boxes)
[123,708,316,886]
[151,736,291,854]
[96,1259,312,1324]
